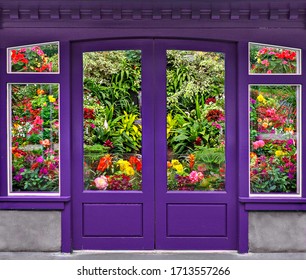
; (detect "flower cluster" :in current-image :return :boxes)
[167,156,225,191]
[250,88,297,193]
[251,46,297,74]
[85,154,142,191]
[11,44,57,73]
[11,84,59,192]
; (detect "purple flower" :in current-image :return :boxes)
[250,98,256,104]
[14,174,22,182]
[49,163,56,170]
[287,139,295,146]
[36,156,44,163]
[39,167,48,175]
[19,168,25,173]
[288,173,295,180]
[279,166,284,172]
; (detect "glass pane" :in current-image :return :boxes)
[8,42,59,73]
[249,43,300,74]
[167,50,225,191]
[10,84,60,193]
[83,50,142,191]
[250,85,300,194]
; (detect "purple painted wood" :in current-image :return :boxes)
[155,39,238,250]
[167,204,227,237]
[71,39,155,250]
[237,42,250,254]
[0,0,306,253]
[83,204,143,236]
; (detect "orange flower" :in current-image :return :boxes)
[40,139,51,147]
[262,122,269,129]
[188,154,195,169]
[37,89,45,95]
[31,162,39,170]
[12,146,26,158]
[97,154,112,172]
[129,156,142,172]
[250,152,257,159]
[167,161,172,168]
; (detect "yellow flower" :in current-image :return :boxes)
[48,95,56,103]
[125,166,135,176]
[117,160,134,176]
[275,150,285,157]
[257,58,261,63]
[257,94,266,103]
[171,159,184,174]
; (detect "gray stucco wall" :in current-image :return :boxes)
[0,211,61,252]
[249,211,306,252]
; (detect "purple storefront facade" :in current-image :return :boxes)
[1,0,306,253]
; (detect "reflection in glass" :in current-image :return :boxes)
[10,84,59,192]
[83,50,142,191]
[250,85,300,194]
[9,42,59,73]
[249,43,300,74]
[166,50,225,191]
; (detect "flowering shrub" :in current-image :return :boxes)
[11,84,59,192]
[250,86,298,193]
[167,150,225,191]
[250,45,297,74]
[10,43,58,72]
[84,153,142,190]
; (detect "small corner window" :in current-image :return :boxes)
[8,84,60,195]
[7,42,59,73]
[249,43,301,75]
[249,85,301,196]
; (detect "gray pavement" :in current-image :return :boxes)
[0,251,306,260]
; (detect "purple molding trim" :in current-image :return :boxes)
[0,202,65,210]
[61,202,72,253]
[0,1,305,29]
[238,203,248,253]
[0,196,70,202]
[239,197,306,203]
[244,203,306,211]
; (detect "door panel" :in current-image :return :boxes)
[71,40,155,250]
[155,40,237,250]
[72,39,237,250]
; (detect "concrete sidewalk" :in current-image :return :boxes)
[0,251,306,260]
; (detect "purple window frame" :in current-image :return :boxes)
[0,42,72,252]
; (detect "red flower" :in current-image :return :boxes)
[206,109,224,122]
[84,108,95,119]
[97,154,112,172]
[129,156,142,172]
[205,97,216,105]
[195,137,202,146]
[103,140,114,149]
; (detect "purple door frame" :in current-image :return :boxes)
[71,38,238,250]
[71,39,155,249]
[154,40,238,250]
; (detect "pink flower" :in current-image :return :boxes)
[261,59,269,67]
[253,140,265,150]
[282,60,288,65]
[267,70,272,74]
[94,176,108,190]
[198,172,204,181]
[90,123,96,129]
[189,171,199,183]
[33,116,43,126]
[258,140,265,148]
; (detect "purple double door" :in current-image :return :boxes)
[72,39,238,250]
